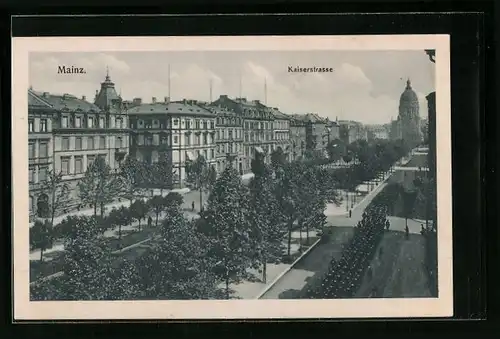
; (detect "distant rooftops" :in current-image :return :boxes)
[126,98,215,117]
[28,89,100,113]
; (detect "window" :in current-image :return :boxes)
[29,142,35,158]
[61,157,70,175]
[173,136,178,144]
[88,117,94,128]
[28,119,34,132]
[61,117,68,128]
[116,137,122,148]
[203,134,208,145]
[29,168,34,183]
[75,117,81,128]
[186,119,191,129]
[145,135,153,146]
[229,130,233,139]
[160,135,168,145]
[75,137,82,150]
[62,137,69,151]
[145,120,152,129]
[39,142,48,158]
[75,157,83,174]
[87,155,96,166]
[216,130,220,140]
[40,119,47,132]
[203,121,208,129]
[211,149,215,159]
[39,166,48,182]
[100,136,106,149]
[88,137,94,150]
[203,149,208,159]
[194,135,200,145]
[185,134,190,146]
[100,117,105,128]
[173,119,179,127]
[98,154,106,163]
[195,119,200,129]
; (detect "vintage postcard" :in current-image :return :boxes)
[12,35,452,320]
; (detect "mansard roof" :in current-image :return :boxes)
[127,100,215,117]
[30,90,101,113]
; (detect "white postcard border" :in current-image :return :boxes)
[12,35,453,320]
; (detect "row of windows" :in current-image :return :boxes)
[60,136,124,151]
[29,141,49,159]
[60,115,125,129]
[216,143,241,155]
[60,154,107,175]
[186,149,215,161]
[216,116,243,126]
[28,119,48,133]
[244,131,274,142]
[216,129,242,140]
[244,121,273,130]
[28,166,48,183]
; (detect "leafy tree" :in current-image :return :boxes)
[270,147,288,169]
[53,215,79,240]
[152,160,173,195]
[136,197,219,299]
[61,216,110,300]
[78,157,120,218]
[118,156,145,204]
[201,164,255,299]
[164,191,184,208]
[39,170,70,227]
[206,165,218,192]
[326,139,344,163]
[248,153,286,283]
[185,155,209,212]
[108,206,132,247]
[29,220,53,262]
[149,195,165,227]
[275,162,303,256]
[129,199,149,231]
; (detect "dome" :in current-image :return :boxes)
[399,79,419,104]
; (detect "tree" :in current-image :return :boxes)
[201,165,255,299]
[136,195,220,299]
[152,160,173,195]
[118,156,145,204]
[275,162,303,256]
[129,199,149,231]
[326,139,344,163]
[53,215,79,240]
[206,165,218,192]
[185,155,209,212]
[61,216,111,300]
[270,147,288,169]
[39,170,70,227]
[149,195,165,227]
[108,206,132,247]
[30,220,53,262]
[78,157,120,218]
[248,154,286,283]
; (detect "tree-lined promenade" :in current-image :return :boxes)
[30,138,436,300]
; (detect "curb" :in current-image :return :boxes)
[255,237,322,299]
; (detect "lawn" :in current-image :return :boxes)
[30,225,157,282]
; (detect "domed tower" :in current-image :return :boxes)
[398,78,422,146]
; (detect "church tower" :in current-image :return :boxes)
[397,78,422,146]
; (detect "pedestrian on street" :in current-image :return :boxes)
[420,224,425,235]
[405,225,410,240]
[192,201,195,212]
[148,216,152,227]
[385,220,390,230]
[349,209,352,218]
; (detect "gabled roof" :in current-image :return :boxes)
[28,89,54,109]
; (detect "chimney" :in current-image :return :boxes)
[133,98,142,105]
[253,100,260,104]
[42,92,49,98]
[82,95,86,101]
[152,97,157,103]
[220,94,228,99]
[164,96,170,103]
[182,99,187,104]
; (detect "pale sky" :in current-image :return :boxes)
[29,51,435,124]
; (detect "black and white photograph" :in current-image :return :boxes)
[12,35,452,319]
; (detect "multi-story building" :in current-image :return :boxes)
[303,113,327,155]
[271,107,291,161]
[128,98,216,188]
[366,124,390,141]
[28,89,57,219]
[324,119,340,145]
[212,95,275,172]
[205,104,245,175]
[339,120,358,145]
[288,114,307,161]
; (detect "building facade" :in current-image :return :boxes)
[271,107,292,161]
[28,89,57,219]
[206,104,245,175]
[128,98,217,188]
[212,95,275,172]
[288,115,307,161]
